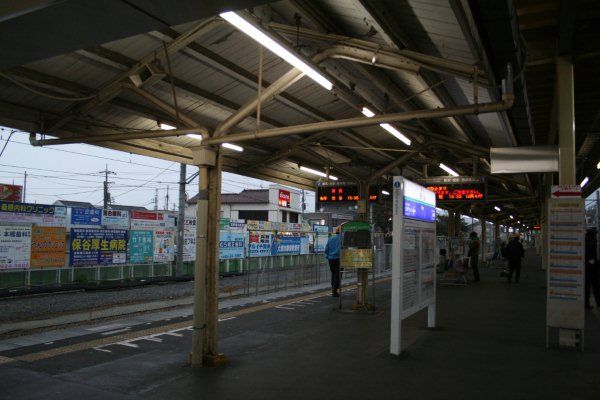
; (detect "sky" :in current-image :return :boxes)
[0,128,315,211]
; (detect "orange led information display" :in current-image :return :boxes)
[316,184,379,202]
[418,176,486,201]
[425,184,485,201]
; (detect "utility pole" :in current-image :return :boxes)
[102,165,116,209]
[164,185,170,210]
[23,171,27,202]
[154,188,159,211]
[176,164,186,276]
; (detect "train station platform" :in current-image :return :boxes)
[1,248,599,400]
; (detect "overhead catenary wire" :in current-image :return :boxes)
[1,132,304,207]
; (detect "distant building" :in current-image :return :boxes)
[52,200,150,213]
[53,200,97,209]
[187,185,303,223]
[107,204,149,212]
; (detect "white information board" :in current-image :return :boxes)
[390,177,437,356]
[546,190,585,330]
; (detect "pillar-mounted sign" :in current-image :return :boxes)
[546,185,585,350]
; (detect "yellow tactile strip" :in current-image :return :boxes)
[13,290,329,363]
[0,355,15,365]
[11,278,391,363]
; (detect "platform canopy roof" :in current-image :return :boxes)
[1,0,599,226]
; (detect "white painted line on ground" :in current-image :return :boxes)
[116,342,139,348]
[101,328,132,336]
[276,306,295,310]
[141,337,163,342]
[162,331,184,337]
[93,347,112,353]
[44,342,54,345]
[218,317,236,322]
[86,323,124,332]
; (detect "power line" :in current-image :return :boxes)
[0,136,180,172]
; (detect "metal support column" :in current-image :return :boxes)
[448,210,455,261]
[190,146,224,367]
[557,57,576,185]
[191,164,208,367]
[480,216,487,265]
[204,150,224,365]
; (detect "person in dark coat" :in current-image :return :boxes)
[506,234,524,283]
[468,232,481,282]
[585,227,600,310]
[325,226,341,297]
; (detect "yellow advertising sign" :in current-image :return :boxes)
[31,226,67,268]
[340,248,372,268]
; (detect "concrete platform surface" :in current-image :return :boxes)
[1,249,599,400]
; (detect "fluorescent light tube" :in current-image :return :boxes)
[361,107,411,146]
[300,166,338,180]
[597,161,600,169]
[222,142,244,152]
[361,107,375,118]
[509,215,514,219]
[220,12,333,90]
[160,123,176,130]
[381,190,390,196]
[187,134,203,141]
[580,177,589,188]
[439,163,459,177]
[380,123,411,146]
[494,206,501,212]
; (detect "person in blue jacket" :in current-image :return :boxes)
[325,226,341,297]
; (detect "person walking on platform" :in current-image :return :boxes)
[468,232,481,282]
[506,234,524,283]
[585,227,600,310]
[325,226,341,297]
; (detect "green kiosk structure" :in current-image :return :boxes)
[339,220,374,310]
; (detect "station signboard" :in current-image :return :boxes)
[418,176,486,201]
[316,182,379,202]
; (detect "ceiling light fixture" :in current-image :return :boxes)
[159,123,176,130]
[439,163,459,177]
[300,166,338,181]
[187,134,203,141]
[220,12,333,91]
[382,190,390,195]
[361,107,411,146]
[580,177,589,188]
[222,142,243,152]
[509,215,514,219]
[597,160,600,169]
[494,206,501,212]
[380,124,412,146]
[361,107,375,118]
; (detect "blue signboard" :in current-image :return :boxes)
[70,228,127,266]
[129,230,154,264]
[71,207,102,226]
[248,232,272,257]
[219,232,245,260]
[402,179,436,223]
[271,235,301,256]
[403,199,436,222]
[313,225,329,253]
